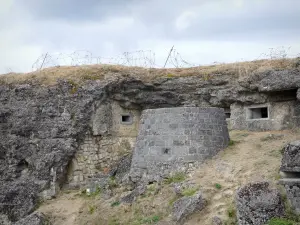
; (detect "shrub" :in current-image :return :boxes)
[215,183,222,189]
[111,201,120,207]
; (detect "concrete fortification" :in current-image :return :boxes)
[129,107,230,182]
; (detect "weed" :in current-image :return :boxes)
[147,184,156,192]
[215,183,222,190]
[164,172,186,184]
[227,205,236,218]
[141,215,160,224]
[182,187,198,197]
[88,205,95,214]
[228,139,237,146]
[108,176,118,189]
[67,79,79,94]
[111,201,120,207]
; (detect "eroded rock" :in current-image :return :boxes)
[280,140,300,172]
[235,181,285,225]
[172,191,206,224]
[13,212,50,225]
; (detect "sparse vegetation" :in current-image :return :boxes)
[228,139,237,146]
[110,201,120,207]
[1,57,299,85]
[164,172,186,184]
[88,205,95,214]
[108,176,118,189]
[267,218,297,225]
[181,187,198,196]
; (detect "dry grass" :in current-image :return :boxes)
[1,57,299,86]
[38,129,300,225]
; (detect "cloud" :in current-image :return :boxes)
[0,0,300,73]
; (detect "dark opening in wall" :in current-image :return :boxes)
[225,112,231,119]
[280,171,300,179]
[248,107,269,119]
[268,89,298,102]
[121,114,133,124]
[224,108,231,119]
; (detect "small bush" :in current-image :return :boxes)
[111,201,120,207]
[215,183,222,189]
[164,172,186,184]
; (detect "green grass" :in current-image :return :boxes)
[164,172,186,184]
[267,218,297,225]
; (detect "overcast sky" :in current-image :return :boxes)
[0,0,300,73]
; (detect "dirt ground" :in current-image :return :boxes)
[38,130,300,225]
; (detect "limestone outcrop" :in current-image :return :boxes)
[172,191,206,224]
[279,140,300,214]
[235,181,285,225]
[0,62,299,222]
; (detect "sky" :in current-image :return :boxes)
[0,0,300,73]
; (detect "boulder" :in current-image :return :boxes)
[236,181,285,225]
[13,212,50,225]
[0,180,40,222]
[212,216,223,225]
[172,191,206,224]
[280,140,300,172]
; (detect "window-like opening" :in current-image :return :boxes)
[280,171,300,179]
[121,114,133,124]
[225,112,231,119]
[224,108,231,119]
[248,107,269,119]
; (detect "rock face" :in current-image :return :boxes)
[279,140,300,214]
[280,140,300,172]
[172,191,206,224]
[0,64,299,222]
[13,212,49,225]
[235,182,285,225]
[129,107,229,183]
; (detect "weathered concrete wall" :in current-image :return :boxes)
[230,100,300,131]
[67,101,140,188]
[129,107,229,183]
